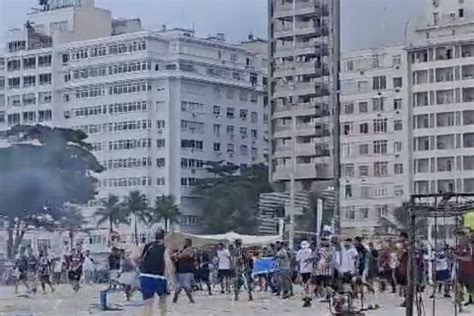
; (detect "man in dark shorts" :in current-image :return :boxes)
[139,229,168,316]
[217,243,232,294]
[397,232,409,307]
[68,247,84,292]
[38,250,55,294]
[14,247,30,294]
[296,240,312,294]
[232,239,254,301]
[26,248,39,293]
[313,240,332,301]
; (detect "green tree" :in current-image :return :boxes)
[0,125,103,259]
[393,202,428,236]
[94,194,128,232]
[193,163,273,234]
[59,205,87,248]
[150,195,181,231]
[123,190,149,245]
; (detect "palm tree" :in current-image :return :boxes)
[94,194,128,233]
[59,205,87,247]
[123,191,149,245]
[150,195,181,231]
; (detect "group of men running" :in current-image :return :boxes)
[13,245,89,294]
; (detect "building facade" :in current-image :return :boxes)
[339,47,409,235]
[0,0,268,258]
[408,0,474,198]
[268,0,340,198]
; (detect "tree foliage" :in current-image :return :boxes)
[393,202,428,236]
[193,162,273,234]
[123,190,149,244]
[94,194,129,232]
[0,125,103,258]
[149,195,181,231]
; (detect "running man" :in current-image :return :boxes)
[232,239,253,301]
[38,250,55,294]
[139,229,168,316]
[13,247,30,294]
[217,243,232,294]
[68,247,84,292]
[172,238,196,304]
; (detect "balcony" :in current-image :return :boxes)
[462,65,474,80]
[461,44,474,58]
[437,157,455,172]
[463,87,474,103]
[436,135,455,150]
[463,110,474,125]
[464,133,474,148]
[435,67,454,83]
[464,156,474,170]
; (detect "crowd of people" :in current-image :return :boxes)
[7,228,473,316]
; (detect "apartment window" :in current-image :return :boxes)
[213,142,221,151]
[359,102,368,113]
[393,54,402,66]
[213,124,221,137]
[7,113,20,126]
[459,8,465,18]
[157,178,166,186]
[38,110,52,122]
[156,120,166,129]
[394,120,403,131]
[23,56,36,70]
[360,208,369,219]
[240,127,248,139]
[22,93,36,105]
[375,187,388,198]
[359,123,369,134]
[372,76,386,90]
[373,140,388,154]
[342,144,351,157]
[22,75,36,87]
[359,144,369,155]
[394,163,404,174]
[251,129,257,140]
[344,103,354,114]
[394,98,402,110]
[226,107,235,118]
[394,141,402,153]
[343,122,353,135]
[213,105,221,115]
[345,185,352,198]
[39,73,52,85]
[377,205,389,218]
[156,139,166,148]
[156,158,166,167]
[433,12,440,26]
[373,118,387,133]
[359,165,369,177]
[393,77,403,88]
[227,143,235,153]
[251,112,258,123]
[226,125,235,136]
[345,208,355,220]
[38,55,52,67]
[342,163,355,177]
[239,109,248,120]
[372,97,384,111]
[374,161,388,176]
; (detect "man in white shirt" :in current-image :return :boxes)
[335,238,358,286]
[296,240,313,294]
[216,243,231,294]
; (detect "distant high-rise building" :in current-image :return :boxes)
[339,46,409,235]
[267,0,341,224]
[0,0,268,244]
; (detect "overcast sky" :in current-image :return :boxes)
[0,0,425,52]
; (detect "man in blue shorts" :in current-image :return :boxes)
[139,229,167,316]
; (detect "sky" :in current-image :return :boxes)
[0,0,426,52]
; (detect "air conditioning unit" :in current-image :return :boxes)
[395,89,400,93]
[377,92,382,96]
[395,66,400,70]
[396,111,400,114]
[157,129,163,134]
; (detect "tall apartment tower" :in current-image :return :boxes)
[339,47,409,235]
[268,0,341,211]
[0,0,268,239]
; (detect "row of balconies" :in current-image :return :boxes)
[273,0,330,18]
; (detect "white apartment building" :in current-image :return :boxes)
[0,0,268,257]
[408,0,474,199]
[339,47,409,235]
[268,0,340,202]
